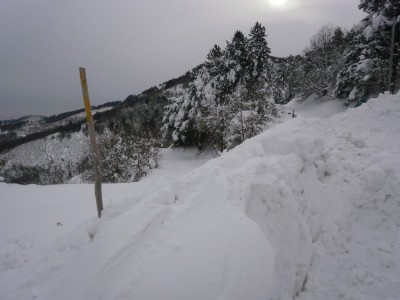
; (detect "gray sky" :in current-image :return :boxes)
[0,0,366,120]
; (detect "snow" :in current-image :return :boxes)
[285,94,346,118]
[1,92,400,299]
[349,86,359,101]
[363,14,390,40]
[3,131,89,169]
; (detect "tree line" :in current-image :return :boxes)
[163,22,277,152]
[162,0,399,151]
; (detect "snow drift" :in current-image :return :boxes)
[1,92,400,300]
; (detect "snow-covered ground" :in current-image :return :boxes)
[1,93,400,300]
[2,131,89,169]
[285,94,347,118]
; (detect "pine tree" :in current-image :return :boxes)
[333,23,371,102]
[162,86,198,146]
[334,1,400,102]
[224,25,274,147]
[359,0,400,18]
[162,23,276,152]
[205,44,224,77]
[247,22,271,84]
[223,30,249,90]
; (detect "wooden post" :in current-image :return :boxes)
[79,67,103,218]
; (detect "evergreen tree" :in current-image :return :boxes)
[334,1,400,102]
[223,30,249,90]
[333,23,371,102]
[162,90,200,147]
[247,22,271,84]
[162,23,276,152]
[205,44,224,77]
[224,24,274,148]
[359,0,400,18]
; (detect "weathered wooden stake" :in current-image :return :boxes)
[79,67,103,218]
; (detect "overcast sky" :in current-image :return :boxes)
[0,0,366,120]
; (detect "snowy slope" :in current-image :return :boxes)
[3,131,89,169]
[1,93,400,300]
[285,94,347,118]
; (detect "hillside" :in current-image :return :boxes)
[0,73,192,184]
[0,69,192,153]
[1,92,399,299]
[0,103,117,152]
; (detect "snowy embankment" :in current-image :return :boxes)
[1,93,400,300]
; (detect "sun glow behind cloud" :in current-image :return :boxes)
[269,0,287,7]
[266,0,301,10]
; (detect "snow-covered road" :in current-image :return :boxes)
[1,93,400,300]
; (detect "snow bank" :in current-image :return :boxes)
[285,94,346,118]
[1,93,400,300]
